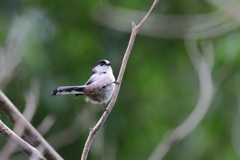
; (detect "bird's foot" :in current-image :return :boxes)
[114,81,122,85]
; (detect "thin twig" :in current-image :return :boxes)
[0,90,63,160]
[0,120,46,160]
[81,0,160,160]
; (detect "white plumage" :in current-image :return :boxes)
[51,60,116,110]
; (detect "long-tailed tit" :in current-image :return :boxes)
[51,60,117,110]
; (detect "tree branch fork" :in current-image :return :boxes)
[81,0,160,160]
[0,120,46,160]
[0,0,160,160]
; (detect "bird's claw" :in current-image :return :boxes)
[114,81,122,85]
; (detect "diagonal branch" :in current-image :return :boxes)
[0,120,46,160]
[0,80,40,160]
[0,90,63,160]
[81,0,161,160]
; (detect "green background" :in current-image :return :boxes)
[1,0,240,160]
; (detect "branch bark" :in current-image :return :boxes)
[81,0,160,160]
[0,80,40,160]
[0,120,46,160]
[0,90,63,160]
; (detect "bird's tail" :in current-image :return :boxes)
[51,85,86,97]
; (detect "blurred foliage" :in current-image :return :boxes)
[1,0,240,160]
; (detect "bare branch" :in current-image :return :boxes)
[0,80,40,160]
[0,120,46,160]
[136,0,160,30]
[81,0,161,160]
[7,115,56,160]
[29,143,46,160]
[0,90,63,160]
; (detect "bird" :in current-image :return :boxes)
[51,60,117,110]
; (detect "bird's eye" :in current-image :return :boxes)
[100,63,104,66]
